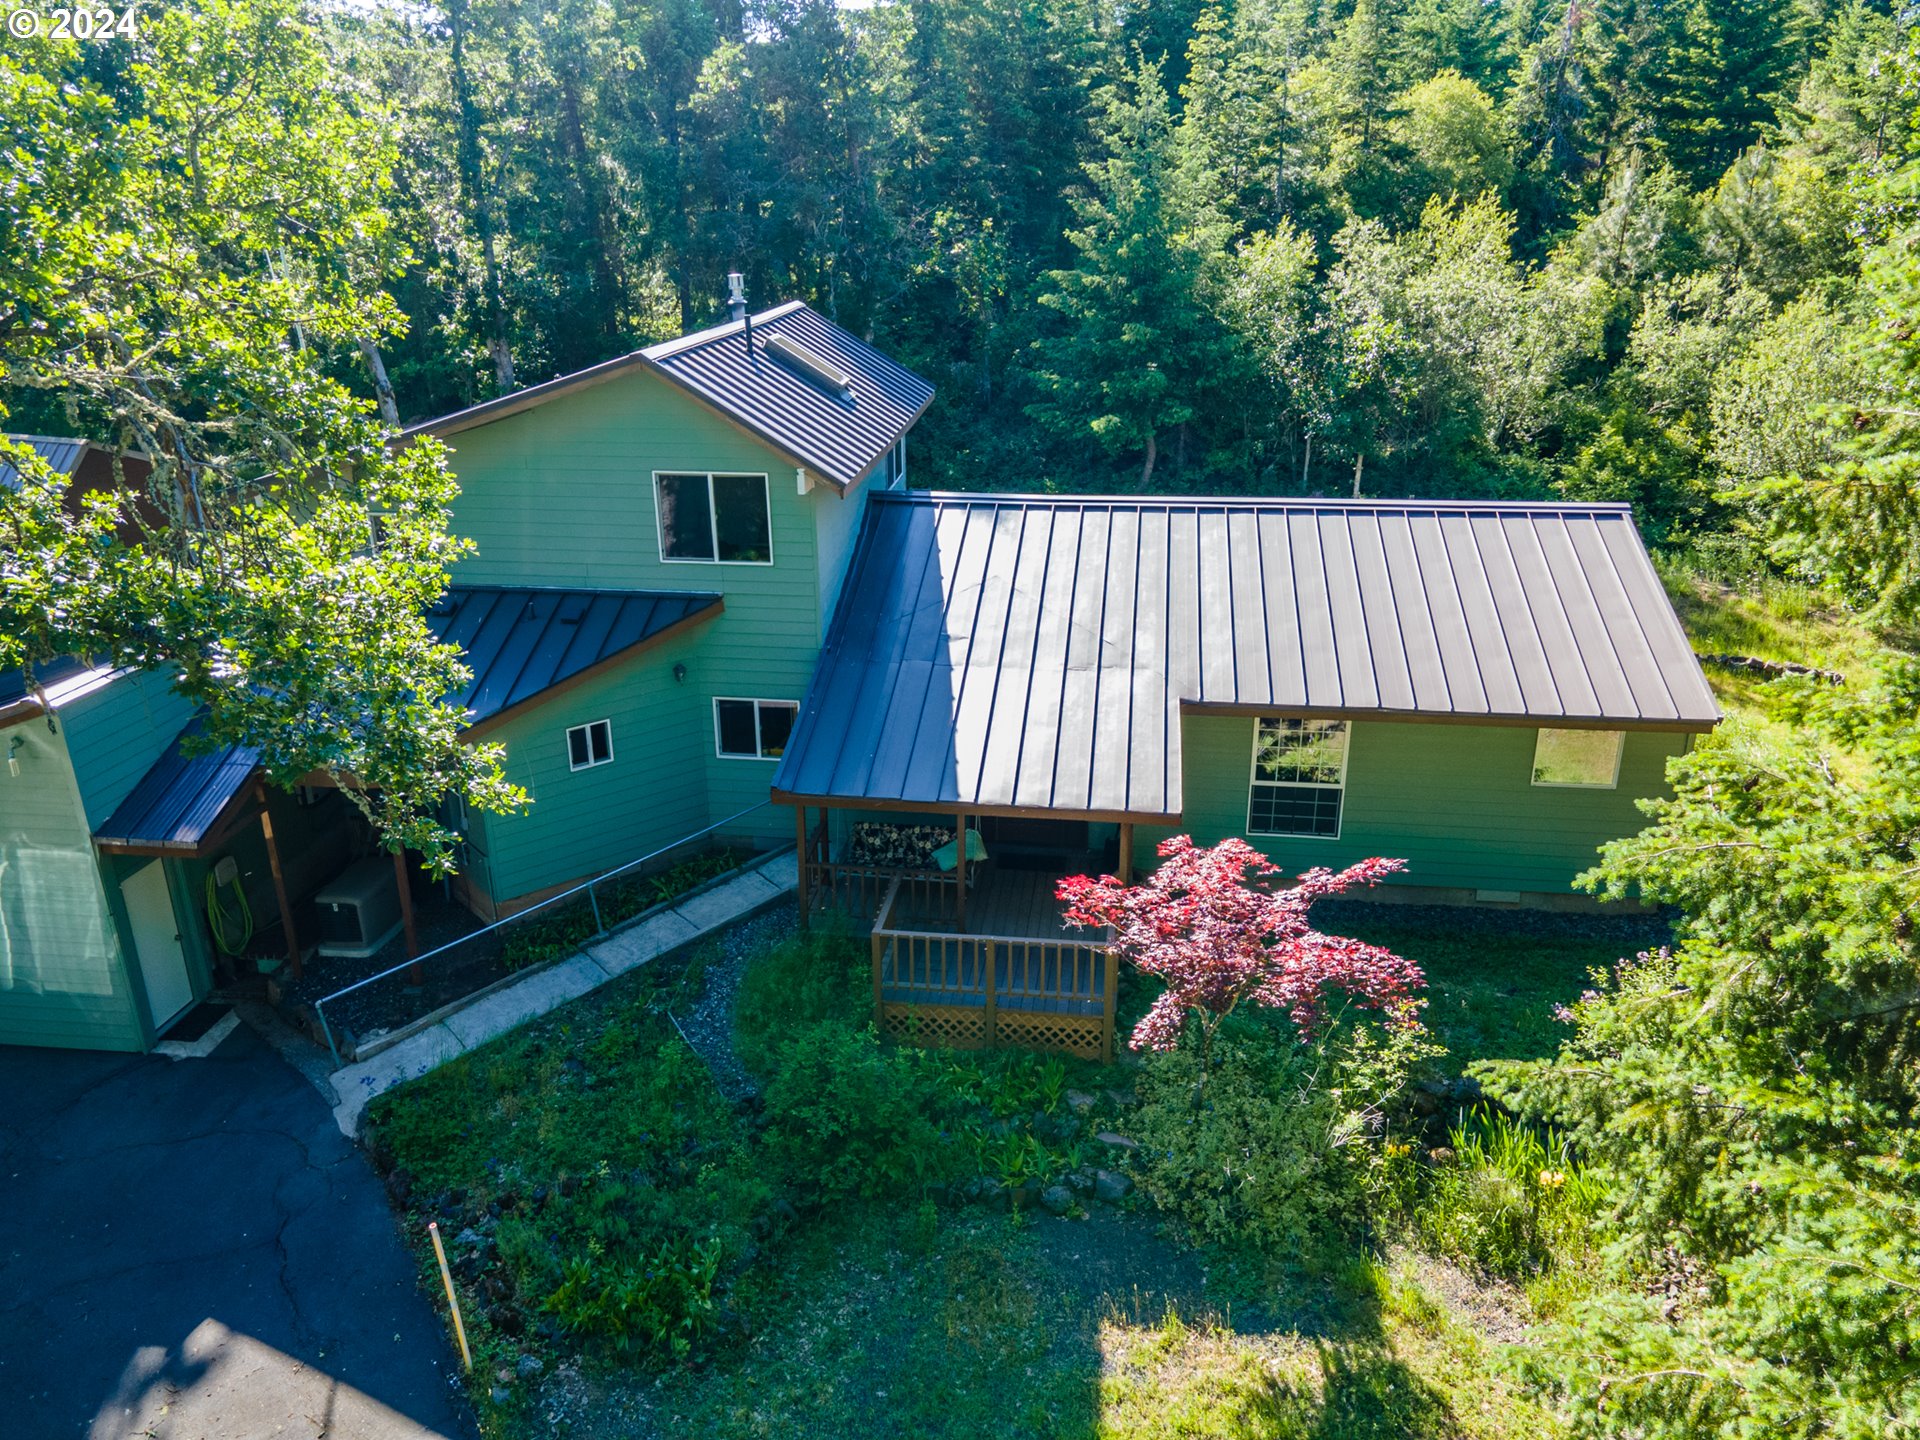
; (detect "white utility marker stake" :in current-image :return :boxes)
[428,1221,473,1371]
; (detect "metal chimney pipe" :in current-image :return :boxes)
[726,271,747,323]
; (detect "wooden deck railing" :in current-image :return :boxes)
[800,823,974,922]
[869,877,1117,1062]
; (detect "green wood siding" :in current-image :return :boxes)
[61,668,195,828]
[438,368,860,891]
[0,718,146,1051]
[810,470,872,631]
[479,630,712,902]
[1158,713,1686,895]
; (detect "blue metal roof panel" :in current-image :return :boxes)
[94,717,260,851]
[426,586,721,727]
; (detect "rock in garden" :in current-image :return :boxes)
[516,1354,542,1380]
[455,1227,484,1248]
[979,1178,1010,1212]
[1066,1167,1096,1195]
[1041,1185,1074,1216]
[1093,1169,1134,1203]
[490,1385,512,1406]
[1095,1131,1139,1152]
[1064,1089,1097,1114]
[384,1167,413,1208]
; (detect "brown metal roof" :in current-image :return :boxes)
[771,492,1720,819]
[402,303,934,493]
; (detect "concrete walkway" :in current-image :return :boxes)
[327,849,797,1134]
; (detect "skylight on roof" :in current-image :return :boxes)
[761,331,854,397]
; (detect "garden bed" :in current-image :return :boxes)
[358,900,1633,1438]
[277,843,760,1056]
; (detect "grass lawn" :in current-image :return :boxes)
[364,912,1600,1440]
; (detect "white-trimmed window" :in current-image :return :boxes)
[714,698,798,760]
[1248,717,1349,838]
[882,438,906,489]
[1531,728,1623,788]
[655,472,772,564]
[566,718,614,771]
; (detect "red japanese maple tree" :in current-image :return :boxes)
[1058,836,1424,1079]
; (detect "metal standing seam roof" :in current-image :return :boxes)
[771,492,1722,820]
[425,585,722,728]
[400,302,935,493]
[0,434,88,487]
[94,717,262,853]
[84,585,719,849]
[645,303,935,490]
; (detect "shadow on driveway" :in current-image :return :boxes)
[0,1022,476,1438]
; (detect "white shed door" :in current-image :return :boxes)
[122,861,193,1031]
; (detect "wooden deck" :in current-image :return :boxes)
[868,869,1115,1062]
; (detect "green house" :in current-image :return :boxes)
[0,298,1718,1054]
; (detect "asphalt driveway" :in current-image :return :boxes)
[0,1020,476,1439]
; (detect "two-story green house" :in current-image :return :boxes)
[1,295,1718,1056]
[401,298,934,918]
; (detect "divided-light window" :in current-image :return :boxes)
[655,472,772,563]
[567,718,614,771]
[1248,717,1349,838]
[1531,728,1623,788]
[714,698,798,760]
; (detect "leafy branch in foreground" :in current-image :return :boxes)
[0,0,523,869]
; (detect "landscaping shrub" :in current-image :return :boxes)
[544,1236,724,1361]
[732,922,867,1074]
[1414,1108,1604,1278]
[759,1020,953,1202]
[1131,1017,1429,1254]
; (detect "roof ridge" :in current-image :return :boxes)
[640,300,812,360]
[445,582,725,598]
[876,489,1636,515]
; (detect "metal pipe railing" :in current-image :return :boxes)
[315,802,772,1067]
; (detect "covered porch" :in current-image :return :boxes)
[792,805,1136,1062]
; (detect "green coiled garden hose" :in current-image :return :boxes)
[206,869,254,955]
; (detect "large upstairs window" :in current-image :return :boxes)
[655,472,772,564]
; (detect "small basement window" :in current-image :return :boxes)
[1248,717,1349,838]
[1531,728,1623,788]
[714,698,798,760]
[566,718,614,771]
[655,472,772,564]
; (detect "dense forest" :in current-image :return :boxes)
[5,3,1920,1437]
[298,0,1915,545]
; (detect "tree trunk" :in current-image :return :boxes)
[448,0,514,394]
[1352,451,1365,498]
[1301,431,1312,491]
[359,340,400,425]
[1140,430,1158,488]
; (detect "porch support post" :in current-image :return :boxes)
[1101,941,1118,1065]
[395,848,422,985]
[1118,822,1134,885]
[794,804,810,927]
[256,785,301,981]
[983,938,997,1051]
[954,810,968,933]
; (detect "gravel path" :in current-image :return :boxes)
[669,899,798,1103]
